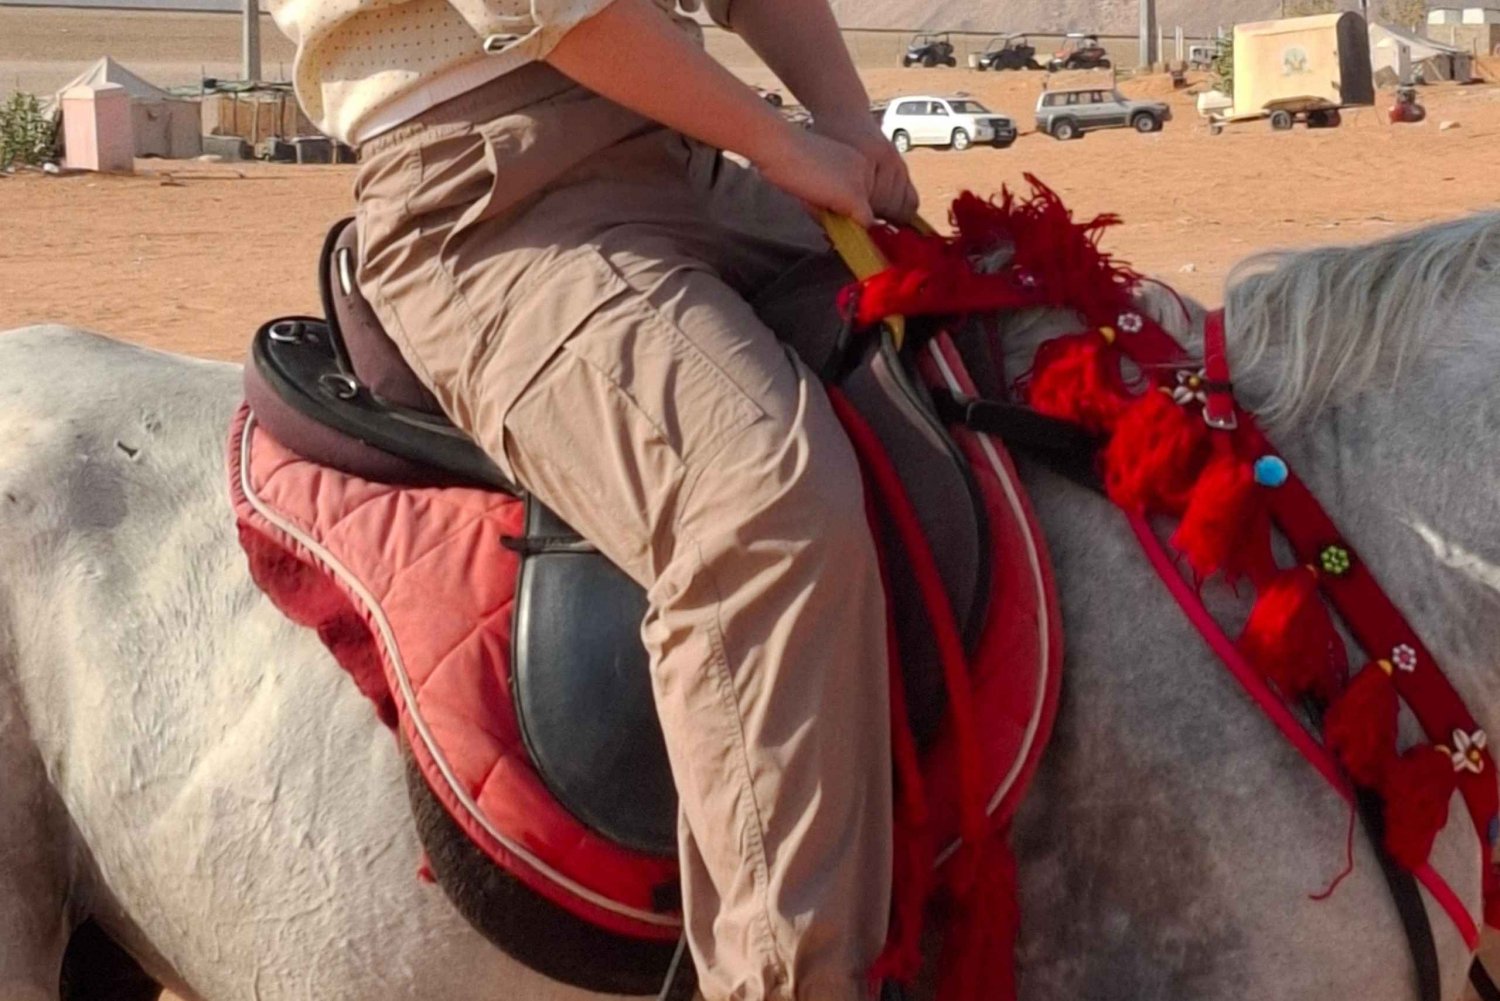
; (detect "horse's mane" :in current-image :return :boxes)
[1226,212,1500,426]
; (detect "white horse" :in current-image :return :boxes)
[1,212,1498,1001]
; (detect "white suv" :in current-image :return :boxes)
[881,96,1017,152]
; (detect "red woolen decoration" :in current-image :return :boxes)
[1383,745,1459,871]
[1172,453,1272,581]
[935,832,1021,1001]
[1025,333,1130,434]
[238,523,348,628]
[1324,664,1400,788]
[1238,567,1347,701]
[958,180,1136,323]
[1102,390,1212,515]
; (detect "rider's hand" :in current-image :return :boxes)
[755,127,876,227]
[811,111,920,225]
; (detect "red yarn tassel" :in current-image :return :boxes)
[1024,332,1130,434]
[1102,390,1211,515]
[1238,567,1347,701]
[1324,664,1401,788]
[1171,453,1272,581]
[238,523,348,628]
[869,611,932,988]
[1382,745,1459,871]
[935,833,1020,1001]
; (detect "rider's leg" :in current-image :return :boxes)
[499,246,892,1001]
[358,112,893,1001]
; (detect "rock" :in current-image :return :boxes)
[1439,120,1460,131]
[41,162,61,175]
[197,153,225,163]
[1179,263,1197,273]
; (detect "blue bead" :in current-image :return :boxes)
[1253,456,1289,488]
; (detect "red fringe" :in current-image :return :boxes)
[238,522,347,628]
[1324,665,1400,788]
[317,609,396,729]
[857,180,1138,329]
[1171,453,1272,581]
[1382,745,1459,871]
[956,182,1135,322]
[1024,332,1130,434]
[868,516,932,987]
[240,524,397,727]
[935,832,1020,1001]
[1102,390,1211,515]
[834,388,993,994]
[1237,567,1347,702]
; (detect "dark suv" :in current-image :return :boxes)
[903,32,957,68]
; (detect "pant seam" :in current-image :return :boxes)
[688,533,794,991]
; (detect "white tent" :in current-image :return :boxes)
[1369,22,1474,83]
[48,57,201,159]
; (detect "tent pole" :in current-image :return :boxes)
[1139,0,1158,69]
[243,0,262,83]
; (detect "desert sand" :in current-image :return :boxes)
[4,66,1499,364]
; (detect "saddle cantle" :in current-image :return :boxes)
[233,217,1063,992]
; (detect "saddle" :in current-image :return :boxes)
[232,217,1061,992]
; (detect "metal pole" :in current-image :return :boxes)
[1139,0,1157,68]
[242,0,262,83]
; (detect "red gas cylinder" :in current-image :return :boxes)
[1389,88,1427,124]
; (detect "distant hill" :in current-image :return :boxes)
[827,0,1412,37]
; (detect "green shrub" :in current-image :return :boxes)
[0,92,59,168]
[1212,37,1235,95]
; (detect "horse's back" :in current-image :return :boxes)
[0,327,575,1001]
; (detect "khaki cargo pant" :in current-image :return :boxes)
[355,65,892,1001]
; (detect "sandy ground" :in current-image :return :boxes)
[4,67,1500,362]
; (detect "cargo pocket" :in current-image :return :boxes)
[493,247,765,577]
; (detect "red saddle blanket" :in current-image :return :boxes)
[227,329,1063,946]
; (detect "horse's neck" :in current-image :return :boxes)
[998,299,1500,732]
[1269,352,1500,736]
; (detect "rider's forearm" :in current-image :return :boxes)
[728,0,871,124]
[543,0,795,167]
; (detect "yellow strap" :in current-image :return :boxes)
[818,211,938,351]
[818,210,890,280]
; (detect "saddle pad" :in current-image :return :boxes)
[227,324,1065,938]
[227,403,684,941]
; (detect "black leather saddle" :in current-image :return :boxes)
[245,218,992,858]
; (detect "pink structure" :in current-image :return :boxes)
[61,83,135,174]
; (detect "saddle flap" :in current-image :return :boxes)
[511,498,678,857]
[753,253,992,727]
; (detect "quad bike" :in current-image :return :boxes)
[1047,33,1111,72]
[971,34,1042,71]
[902,32,958,68]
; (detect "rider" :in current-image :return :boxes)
[267,0,918,997]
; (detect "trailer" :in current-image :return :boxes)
[1205,12,1374,134]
